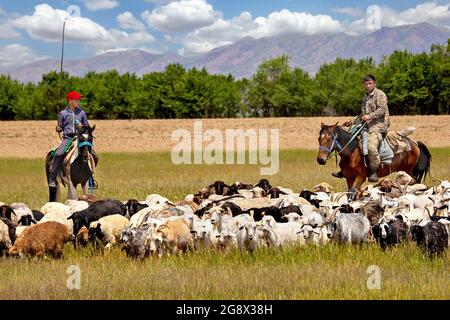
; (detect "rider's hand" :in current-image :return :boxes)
[362,115,369,122]
[343,120,352,127]
[55,125,62,133]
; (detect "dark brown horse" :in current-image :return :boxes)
[317,123,431,193]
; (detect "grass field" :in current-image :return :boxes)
[0,148,449,299]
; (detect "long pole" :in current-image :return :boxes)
[60,21,65,76]
[57,21,66,140]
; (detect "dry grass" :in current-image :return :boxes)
[0,244,448,300]
[0,148,449,299]
[0,115,449,158]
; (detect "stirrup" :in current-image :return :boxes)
[90,178,99,190]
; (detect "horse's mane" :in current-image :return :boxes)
[336,126,358,152]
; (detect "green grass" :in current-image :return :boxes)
[0,149,449,299]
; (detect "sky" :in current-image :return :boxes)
[0,0,449,68]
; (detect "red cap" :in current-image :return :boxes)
[66,91,82,102]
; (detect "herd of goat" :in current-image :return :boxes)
[0,171,449,260]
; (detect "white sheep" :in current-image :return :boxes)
[89,214,129,249]
[38,202,73,234]
[260,215,304,246]
[10,202,32,224]
[128,203,169,228]
[237,221,260,253]
[65,199,89,213]
[217,228,237,250]
[192,219,217,249]
[0,219,12,254]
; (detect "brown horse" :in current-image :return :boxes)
[317,123,431,193]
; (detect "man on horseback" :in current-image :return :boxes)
[332,75,390,182]
[48,91,98,188]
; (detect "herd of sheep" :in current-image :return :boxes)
[0,171,449,260]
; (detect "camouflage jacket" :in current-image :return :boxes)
[361,87,390,133]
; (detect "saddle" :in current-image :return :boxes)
[358,127,417,165]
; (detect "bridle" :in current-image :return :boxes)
[319,122,367,161]
[319,131,343,160]
[78,140,93,150]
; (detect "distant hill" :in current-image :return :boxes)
[2,22,449,83]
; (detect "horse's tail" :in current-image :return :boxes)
[412,141,431,183]
[45,151,52,183]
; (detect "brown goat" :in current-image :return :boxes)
[9,221,72,258]
[360,202,384,226]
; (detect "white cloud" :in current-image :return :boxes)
[0,21,21,39]
[333,7,364,18]
[179,10,343,55]
[81,0,119,11]
[0,43,47,68]
[12,4,155,52]
[143,0,175,4]
[142,0,220,32]
[0,6,21,39]
[346,2,450,35]
[386,2,450,26]
[117,11,146,30]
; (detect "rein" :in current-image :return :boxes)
[319,122,367,164]
[77,139,95,194]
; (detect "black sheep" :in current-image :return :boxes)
[411,221,448,258]
[220,202,243,216]
[373,218,408,250]
[17,214,36,226]
[243,206,283,222]
[280,205,302,216]
[267,188,287,199]
[0,205,15,222]
[208,181,231,196]
[125,199,149,217]
[67,199,127,235]
[31,210,44,222]
[0,217,16,245]
[299,190,320,208]
[255,179,272,192]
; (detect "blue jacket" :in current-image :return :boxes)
[58,107,89,138]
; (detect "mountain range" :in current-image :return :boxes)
[2,22,449,83]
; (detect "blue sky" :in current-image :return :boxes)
[0,0,449,68]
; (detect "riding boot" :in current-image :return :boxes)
[48,154,64,188]
[331,171,345,179]
[365,155,379,183]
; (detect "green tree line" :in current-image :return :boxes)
[0,40,449,120]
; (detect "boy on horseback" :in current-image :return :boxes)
[332,75,390,182]
[48,91,98,188]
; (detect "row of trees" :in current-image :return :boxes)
[0,40,449,120]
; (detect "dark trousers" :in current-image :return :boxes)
[49,138,73,181]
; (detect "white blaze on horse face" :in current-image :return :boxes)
[82,133,89,140]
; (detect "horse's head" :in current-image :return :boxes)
[76,124,95,162]
[317,122,338,165]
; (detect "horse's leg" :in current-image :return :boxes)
[56,184,61,202]
[68,182,77,200]
[82,180,89,196]
[351,175,366,190]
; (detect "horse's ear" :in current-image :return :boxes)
[320,122,325,128]
[333,121,339,128]
[90,124,96,132]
